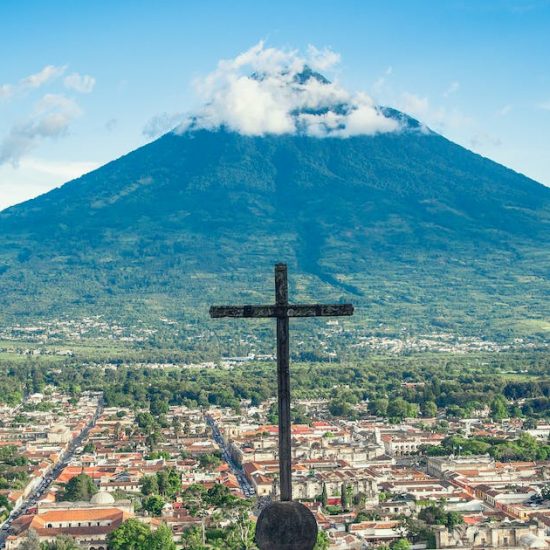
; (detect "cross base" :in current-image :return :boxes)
[255,501,318,550]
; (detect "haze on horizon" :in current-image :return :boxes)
[1,0,550,211]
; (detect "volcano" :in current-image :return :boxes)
[0,107,548,341]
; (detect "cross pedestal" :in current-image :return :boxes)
[210,263,354,549]
[255,500,319,550]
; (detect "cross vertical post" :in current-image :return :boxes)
[209,263,354,521]
[275,263,292,501]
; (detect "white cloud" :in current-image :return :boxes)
[23,157,99,179]
[498,104,512,116]
[306,45,341,71]
[397,92,473,134]
[0,65,66,102]
[174,42,400,138]
[36,93,82,117]
[0,94,82,166]
[0,65,92,167]
[0,84,14,101]
[399,92,430,119]
[443,81,460,97]
[64,72,96,94]
[470,132,502,149]
[372,66,393,97]
[143,112,185,138]
[20,65,66,89]
[341,99,398,137]
[0,157,99,211]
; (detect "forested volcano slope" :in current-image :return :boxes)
[0,121,548,340]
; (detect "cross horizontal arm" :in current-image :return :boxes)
[210,305,276,318]
[288,304,354,317]
[209,304,354,318]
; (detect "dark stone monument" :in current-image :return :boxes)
[255,501,319,550]
[210,263,353,550]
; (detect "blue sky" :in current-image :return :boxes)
[1,0,550,210]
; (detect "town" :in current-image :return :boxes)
[1,1,549,549]
[1,317,547,362]
[1,387,550,549]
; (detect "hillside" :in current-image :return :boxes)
[0,123,549,345]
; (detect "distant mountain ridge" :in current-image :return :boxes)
[0,119,548,342]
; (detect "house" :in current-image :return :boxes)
[434,520,548,548]
[348,520,403,544]
[382,433,444,456]
[6,492,133,550]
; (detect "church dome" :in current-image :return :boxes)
[90,491,115,505]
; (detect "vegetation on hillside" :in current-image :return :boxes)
[1,352,550,431]
[0,129,548,342]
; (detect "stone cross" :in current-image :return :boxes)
[210,263,353,549]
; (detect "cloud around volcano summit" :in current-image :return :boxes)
[174,42,400,138]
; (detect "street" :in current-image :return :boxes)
[205,414,255,498]
[0,396,103,548]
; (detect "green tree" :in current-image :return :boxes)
[145,430,162,451]
[340,483,350,511]
[181,485,208,545]
[198,453,221,469]
[490,395,509,420]
[422,401,438,417]
[205,483,236,507]
[145,450,170,461]
[135,412,156,432]
[419,505,447,525]
[140,475,159,496]
[328,399,353,418]
[0,493,12,511]
[320,482,328,507]
[406,402,420,418]
[355,509,382,522]
[107,518,151,549]
[143,494,166,516]
[180,526,207,549]
[223,508,256,550]
[19,530,41,550]
[313,530,330,550]
[405,517,436,548]
[419,505,463,531]
[369,398,389,417]
[446,511,464,531]
[390,539,412,550]
[388,398,409,420]
[148,523,176,550]
[62,473,98,502]
[40,536,81,550]
[150,398,169,416]
[445,405,466,419]
[0,445,28,465]
[156,467,181,498]
[182,484,207,514]
[82,443,96,454]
